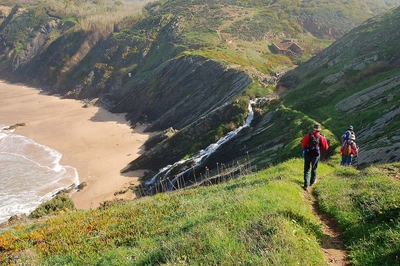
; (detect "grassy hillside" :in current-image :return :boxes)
[1,157,399,265]
[1,2,400,265]
[278,6,400,166]
[0,0,153,37]
[1,0,399,168]
[2,0,400,91]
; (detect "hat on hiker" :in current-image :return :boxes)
[348,125,353,130]
[313,124,321,132]
[350,134,356,140]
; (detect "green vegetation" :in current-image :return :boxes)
[1,159,399,265]
[0,8,49,50]
[140,0,400,81]
[1,0,152,42]
[283,59,400,149]
[29,194,76,219]
[1,0,397,101]
[243,80,274,98]
[1,1,400,264]
[315,163,400,265]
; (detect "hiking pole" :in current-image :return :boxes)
[354,151,359,168]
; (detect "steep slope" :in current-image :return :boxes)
[0,0,400,192]
[279,6,400,166]
[129,5,400,194]
[1,3,400,265]
[1,160,400,265]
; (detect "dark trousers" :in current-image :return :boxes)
[341,155,353,166]
[303,155,320,188]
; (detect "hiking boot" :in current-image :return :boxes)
[302,186,308,191]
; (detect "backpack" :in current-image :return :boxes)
[305,133,320,157]
[343,140,352,156]
[342,131,355,142]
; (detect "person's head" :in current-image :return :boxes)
[313,124,321,132]
[348,125,354,131]
[350,134,356,141]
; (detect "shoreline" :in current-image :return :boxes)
[0,80,154,210]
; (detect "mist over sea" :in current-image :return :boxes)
[0,126,79,224]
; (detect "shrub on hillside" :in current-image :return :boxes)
[29,193,76,219]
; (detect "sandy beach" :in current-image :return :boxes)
[0,80,154,210]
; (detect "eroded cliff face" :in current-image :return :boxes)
[0,6,84,86]
[1,5,249,135]
[124,99,248,172]
[298,15,358,40]
[0,5,255,179]
[112,56,251,131]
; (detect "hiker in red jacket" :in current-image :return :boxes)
[301,124,329,191]
[340,134,358,166]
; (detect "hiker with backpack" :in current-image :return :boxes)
[342,125,355,143]
[340,134,358,166]
[301,124,329,191]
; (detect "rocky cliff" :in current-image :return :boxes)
[112,56,252,131]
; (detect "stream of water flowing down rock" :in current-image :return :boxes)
[144,100,256,194]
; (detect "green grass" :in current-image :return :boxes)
[1,2,400,264]
[1,158,399,265]
[0,159,322,265]
[244,80,274,98]
[28,194,76,219]
[314,162,400,265]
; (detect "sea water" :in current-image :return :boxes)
[0,126,79,224]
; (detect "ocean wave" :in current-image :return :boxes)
[0,133,79,224]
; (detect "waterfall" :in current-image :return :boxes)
[144,100,255,193]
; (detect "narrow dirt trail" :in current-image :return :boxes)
[304,190,350,266]
[215,7,254,46]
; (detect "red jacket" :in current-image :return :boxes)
[340,140,358,155]
[301,131,329,151]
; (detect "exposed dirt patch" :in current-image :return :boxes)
[380,165,400,182]
[0,5,13,17]
[305,189,350,266]
[0,5,13,24]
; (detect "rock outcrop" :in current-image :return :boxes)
[112,56,252,131]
